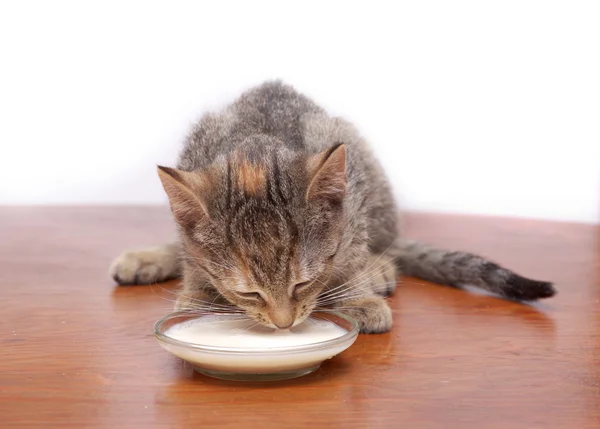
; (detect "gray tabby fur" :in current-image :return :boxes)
[109,80,555,334]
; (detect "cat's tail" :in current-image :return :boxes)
[392,239,556,301]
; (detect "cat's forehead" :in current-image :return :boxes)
[230,202,296,244]
[213,149,302,225]
[234,159,268,197]
[227,203,301,287]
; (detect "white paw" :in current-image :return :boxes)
[109,247,179,285]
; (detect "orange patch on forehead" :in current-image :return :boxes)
[236,161,266,196]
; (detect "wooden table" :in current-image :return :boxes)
[1,207,598,429]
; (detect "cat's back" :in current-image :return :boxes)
[234,80,324,124]
[178,81,327,170]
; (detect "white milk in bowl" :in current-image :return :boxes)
[154,312,359,381]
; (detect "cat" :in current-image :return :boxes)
[109,80,555,333]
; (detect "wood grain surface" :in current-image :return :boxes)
[1,207,598,429]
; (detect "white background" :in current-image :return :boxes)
[1,1,598,223]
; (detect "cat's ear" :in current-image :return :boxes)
[157,166,210,228]
[306,143,347,203]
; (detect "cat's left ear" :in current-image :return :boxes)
[306,143,347,203]
[157,166,211,228]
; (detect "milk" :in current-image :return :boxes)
[159,315,355,375]
[165,315,348,348]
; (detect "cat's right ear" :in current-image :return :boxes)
[306,143,347,204]
[157,166,210,228]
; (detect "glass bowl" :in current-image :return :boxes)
[154,310,359,381]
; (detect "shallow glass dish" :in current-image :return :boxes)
[154,310,359,381]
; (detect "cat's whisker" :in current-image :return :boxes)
[239,320,262,332]
[149,284,239,310]
[184,301,241,311]
[317,285,394,305]
[155,296,244,314]
[316,282,397,306]
[340,242,395,282]
[318,263,398,302]
[207,290,228,311]
[315,306,377,313]
[317,273,387,303]
[318,246,396,299]
[161,294,239,311]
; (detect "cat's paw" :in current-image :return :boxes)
[109,246,179,285]
[338,296,393,334]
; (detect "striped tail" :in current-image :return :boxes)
[394,240,556,301]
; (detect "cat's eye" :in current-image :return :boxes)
[235,291,262,301]
[293,280,313,297]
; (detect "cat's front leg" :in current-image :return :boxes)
[330,251,397,333]
[335,295,393,334]
[109,242,181,285]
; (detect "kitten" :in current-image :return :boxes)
[109,81,555,333]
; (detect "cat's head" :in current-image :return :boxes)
[158,141,347,328]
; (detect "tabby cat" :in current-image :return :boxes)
[109,81,555,333]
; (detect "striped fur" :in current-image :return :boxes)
[109,80,555,334]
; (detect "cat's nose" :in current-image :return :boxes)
[269,307,295,330]
[273,320,293,329]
